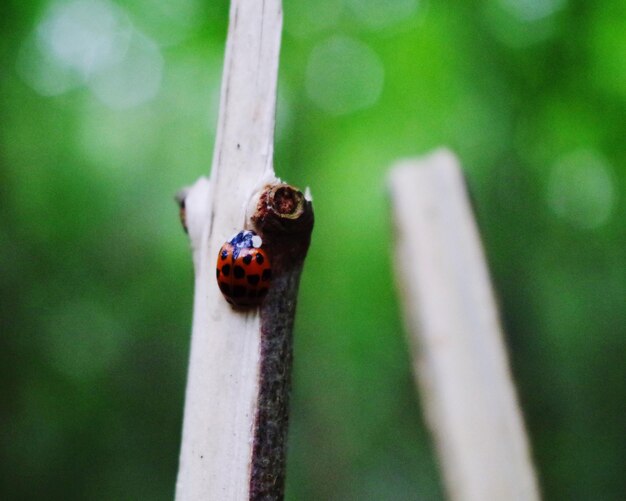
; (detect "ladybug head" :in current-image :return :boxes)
[228,230,263,258]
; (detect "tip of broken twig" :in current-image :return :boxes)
[174,187,191,234]
[251,183,314,238]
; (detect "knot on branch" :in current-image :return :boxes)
[250,184,314,267]
[251,184,314,238]
[174,187,190,234]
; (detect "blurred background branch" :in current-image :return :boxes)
[390,150,540,501]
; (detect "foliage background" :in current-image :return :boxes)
[1,0,624,499]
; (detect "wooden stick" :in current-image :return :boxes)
[389,149,540,501]
[175,1,313,499]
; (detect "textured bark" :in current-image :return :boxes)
[250,186,313,499]
[175,1,313,500]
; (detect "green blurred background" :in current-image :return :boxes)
[1,0,624,499]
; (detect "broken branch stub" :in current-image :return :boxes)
[248,183,313,499]
[251,183,314,260]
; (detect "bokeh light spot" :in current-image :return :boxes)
[129,0,204,46]
[284,0,342,38]
[16,0,162,108]
[345,0,420,30]
[44,301,128,382]
[547,150,616,230]
[483,0,566,47]
[306,36,384,115]
[498,0,566,22]
[88,31,163,109]
[37,0,132,77]
[16,33,85,96]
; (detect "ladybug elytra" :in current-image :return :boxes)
[216,230,272,307]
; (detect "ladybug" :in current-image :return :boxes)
[216,230,272,307]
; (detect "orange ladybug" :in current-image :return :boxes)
[216,230,272,307]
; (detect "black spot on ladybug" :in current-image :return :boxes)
[233,285,246,298]
[247,274,260,286]
[218,282,231,296]
[222,264,231,277]
[262,269,271,281]
[216,269,220,279]
[221,250,229,260]
[255,253,264,265]
[234,265,245,279]
[242,254,253,265]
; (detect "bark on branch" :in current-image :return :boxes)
[175,1,312,500]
